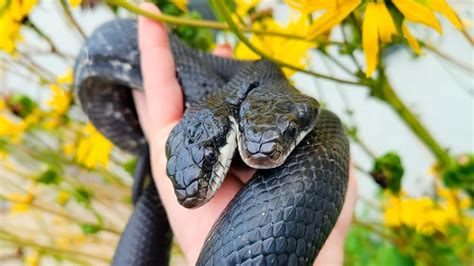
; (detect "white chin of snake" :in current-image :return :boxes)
[238,125,315,170]
[206,116,239,199]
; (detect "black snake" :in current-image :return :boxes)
[74,19,349,265]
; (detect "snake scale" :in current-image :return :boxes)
[74,19,349,265]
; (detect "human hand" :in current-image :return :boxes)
[132,3,357,265]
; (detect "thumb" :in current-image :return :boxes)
[134,3,183,141]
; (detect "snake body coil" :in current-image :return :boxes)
[74,19,349,265]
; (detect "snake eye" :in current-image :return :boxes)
[286,121,298,138]
[204,146,217,164]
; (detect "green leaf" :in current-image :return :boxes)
[7,93,38,118]
[173,11,214,51]
[371,152,404,192]
[0,137,7,151]
[442,154,474,199]
[152,0,183,16]
[374,244,414,266]
[37,168,62,185]
[80,223,102,235]
[73,186,94,206]
[124,158,138,176]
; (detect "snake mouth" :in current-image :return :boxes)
[240,149,284,169]
[180,196,208,209]
[238,124,316,169]
[176,116,239,209]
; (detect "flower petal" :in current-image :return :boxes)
[402,20,422,55]
[427,0,463,29]
[363,2,379,77]
[307,0,362,39]
[393,0,442,34]
[377,2,397,43]
[285,0,333,14]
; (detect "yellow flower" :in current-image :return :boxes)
[68,0,82,8]
[0,114,20,138]
[55,236,71,249]
[0,150,7,160]
[0,99,5,110]
[0,109,41,142]
[235,15,314,76]
[362,2,397,77]
[393,0,442,33]
[402,21,422,55]
[467,218,474,243]
[173,0,188,12]
[76,123,113,168]
[6,191,35,214]
[426,0,463,29]
[286,0,333,14]
[25,250,40,266]
[383,191,465,235]
[56,190,70,206]
[47,84,71,116]
[383,195,402,227]
[0,0,38,54]
[56,68,74,84]
[306,0,362,40]
[235,0,259,16]
[63,142,75,156]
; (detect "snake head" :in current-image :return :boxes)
[238,86,320,169]
[165,106,237,209]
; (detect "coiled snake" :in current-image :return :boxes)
[74,19,349,265]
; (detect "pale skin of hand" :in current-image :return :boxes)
[132,3,357,265]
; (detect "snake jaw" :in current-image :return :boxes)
[168,115,238,209]
[205,116,238,199]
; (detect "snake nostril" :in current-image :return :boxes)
[262,130,279,141]
[260,142,276,155]
[247,141,260,155]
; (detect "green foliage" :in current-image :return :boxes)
[173,11,214,51]
[72,186,93,206]
[395,227,470,266]
[345,226,414,266]
[442,154,474,199]
[124,158,138,177]
[371,152,404,192]
[0,137,7,152]
[153,0,184,16]
[6,93,37,118]
[149,1,214,51]
[80,223,102,235]
[36,168,62,185]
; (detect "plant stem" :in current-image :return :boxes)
[0,194,121,235]
[0,230,110,263]
[212,0,365,86]
[59,0,86,38]
[423,43,473,73]
[105,0,343,46]
[371,70,451,167]
[25,19,68,60]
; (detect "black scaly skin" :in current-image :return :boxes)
[165,88,237,208]
[74,18,349,265]
[74,19,229,155]
[112,183,172,265]
[74,19,231,265]
[234,61,320,169]
[197,110,349,265]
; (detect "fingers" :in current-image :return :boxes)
[213,43,233,58]
[137,3,183,135]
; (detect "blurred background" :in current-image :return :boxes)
[1,0,473,265]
